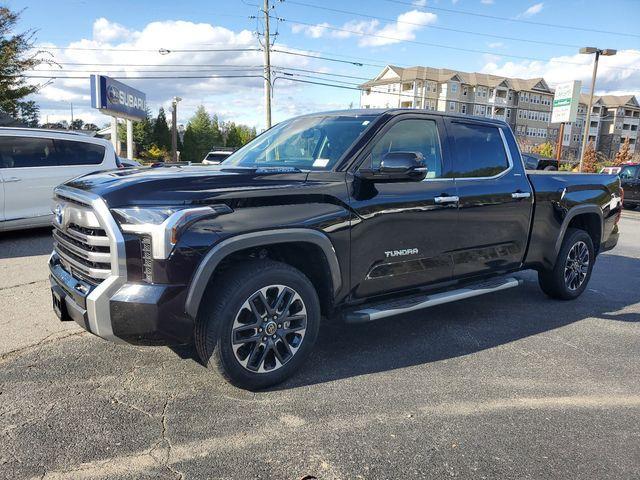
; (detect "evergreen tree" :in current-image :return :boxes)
[133,109,154,153]
[182,106,221,162]
[0,7,50,119]
[15,100,39,127]
[152,107,171,151]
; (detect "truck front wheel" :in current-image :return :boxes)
[538,228,595,300]
[195,260,320,390]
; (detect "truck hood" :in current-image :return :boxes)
[65,165,310,207]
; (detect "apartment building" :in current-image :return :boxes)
[598,95,640,157]
[360,65,554,148]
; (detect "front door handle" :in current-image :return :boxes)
[511,191,531,199]
[434,195,459,204]
[2,177,21,183]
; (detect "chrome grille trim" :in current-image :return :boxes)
[53,185,127,343]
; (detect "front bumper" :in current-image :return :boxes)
[49,254,192,345]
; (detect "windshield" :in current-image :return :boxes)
[223,114,377,170]
[619,165,638,179]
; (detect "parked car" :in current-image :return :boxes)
[202,150,233,165]
[600,166,622,175]
[522,153,558,171]
[118,158,142,168]
[49,109,621,389]
[0,128,119,231]
[619,163,640,209]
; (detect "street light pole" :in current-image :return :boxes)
[578,47,616,172]
[171,96,182,162]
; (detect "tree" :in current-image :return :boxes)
[533,142,554,158]
[15,100,39,127]
[0,7,51,119]
[581,141,598,173]
[152,107,171,151]
[71,118,84,130]
[182,106,222,162]
[222,121,256,148]
[614,137,632,165]
[82,123,99,131]
[133,111,154,153]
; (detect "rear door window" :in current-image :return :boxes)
[448,122,510,178]
[54,139,105,166]
[0,136,56,168]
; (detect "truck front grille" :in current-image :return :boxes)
[52,193,113,285]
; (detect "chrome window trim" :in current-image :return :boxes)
[54,185,127,343]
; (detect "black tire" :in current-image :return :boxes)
[543,165,558,171]
[195,259,320,390]
[538,228,595,300]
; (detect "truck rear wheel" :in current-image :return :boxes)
[538,228,594,300]
[195,259,320,390]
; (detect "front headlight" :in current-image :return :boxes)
[112,205,231,260]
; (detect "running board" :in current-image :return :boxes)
[344,277,523,324]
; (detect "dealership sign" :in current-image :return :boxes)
[551,80,582,124]
[90,75,146,121]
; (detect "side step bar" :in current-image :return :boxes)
[344,277,523,324]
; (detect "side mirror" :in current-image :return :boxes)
[358,151,427,182]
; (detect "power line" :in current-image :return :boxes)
[383,0,640,39]
[21,74,267,80]
[34,46,262,53]
[282,0,583,49]
[278,16,640,72]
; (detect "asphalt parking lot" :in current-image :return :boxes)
[1,211,639,480]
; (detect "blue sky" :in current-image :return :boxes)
[9,0,640,128]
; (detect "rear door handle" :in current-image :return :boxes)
[511,191,531,199]
[434,195,459,204]
[2,177,21,183]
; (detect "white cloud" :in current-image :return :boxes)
[481,49,640,97]
[488,42,504,49]
[27,19,347,129]
[413,0,428,6]
[292,10,437,47]
[519,2,544,17]
[92,18,134,43]
[480,0,494,4]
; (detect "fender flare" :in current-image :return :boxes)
[554,204,604,258]
[185,228,342,319]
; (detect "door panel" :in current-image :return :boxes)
[0,170,5,223]
[348,115,458,299]
[445,120,533,278]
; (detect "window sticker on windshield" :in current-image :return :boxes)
[362,120,370,126]
[313,158,330,167]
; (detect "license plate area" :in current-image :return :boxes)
[51,285,72,322]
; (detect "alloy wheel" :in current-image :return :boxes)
[230,285,307,373]
[564,241,590,291]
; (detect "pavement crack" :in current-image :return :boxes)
[0,331,86,364]
[149,393,184,479]
[0,279,44,292]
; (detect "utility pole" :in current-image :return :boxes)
[578,47,616,172]
[70,102,74,129]
[263,0,272,129]
[171,96,182,162]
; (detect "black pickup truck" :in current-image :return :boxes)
[49,109,622,389]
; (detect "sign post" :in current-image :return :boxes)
[551,80,581,170]
[90,75,147,159]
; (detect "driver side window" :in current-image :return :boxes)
[369,119,443,178]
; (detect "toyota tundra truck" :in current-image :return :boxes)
[49,109,622,389]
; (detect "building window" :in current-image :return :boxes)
[450,82,458,93]
[461,104,467,114]
[506,109,510,118]
[449,101,456,111]
[462,86,468,96]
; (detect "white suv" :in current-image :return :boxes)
[0,128,119,231]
